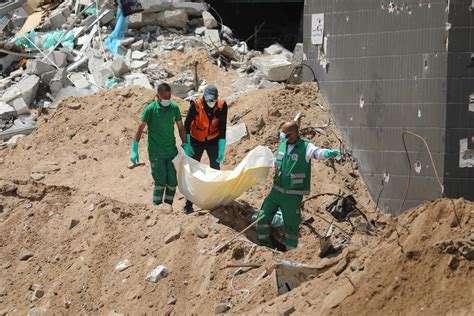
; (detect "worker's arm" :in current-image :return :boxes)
[216,103,228,164]
[130,121,147,165]
[305,143,341,163]
[184,101,197,135]
[176,120,187,144]
[133,121,147,142]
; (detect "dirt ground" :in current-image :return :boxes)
[0,50,473,315]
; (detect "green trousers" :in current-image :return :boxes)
[151,158,177,205]
[256,188,303,250]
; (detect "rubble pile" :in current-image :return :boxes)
[0,0,304,148]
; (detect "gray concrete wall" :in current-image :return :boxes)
[303,0,473,215]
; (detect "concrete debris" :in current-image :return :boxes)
[110,57,129,77]
[115,259,130,272]
[2,75,39,106]
[258,80,280,89]
[132,51,147,60]
[69,73,91,89]
[10,97,29,115]
[30,173,45,181]
[50,68,73,97]
[26,60,55,76]
[131,40,144,51]
[169,82,193,98]
[129,10,188,29]
[203,29,221,46]
[292,43,304,64]
[333,258,348,276]
[19,250,33,261]
[189,17,204,27]
[194,225,208,238]
[31,288,44,302]
[124,73,152,89]
[120,38,135,47]
[194,26,206,36]
[251,55,294,82]
[146,265,169,283]
[164,226,181,244]
[202,11,218,29]
[218,46,239,61]
[215,302,232,314]
[68,103,81,110]
[226,123,247,145]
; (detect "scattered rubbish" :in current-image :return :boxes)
[274,259,327,295]
[226,123,247,145]
[146,265,168,283]
[115,259,130,272]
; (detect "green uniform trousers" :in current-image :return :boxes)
[256,188,303,250]
[151,158,177,205]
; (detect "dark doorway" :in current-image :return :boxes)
[207,0,304,51]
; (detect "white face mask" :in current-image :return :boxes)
[160,99,171,107]
[207,101,216,108]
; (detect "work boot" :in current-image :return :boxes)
[182,204,194,215]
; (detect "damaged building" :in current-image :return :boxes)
[303,0,474,214]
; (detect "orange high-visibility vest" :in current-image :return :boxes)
[190,96,225,142]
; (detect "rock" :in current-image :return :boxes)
[31,161,60,174]
[169,82,193,98]
[2,75,40,106]
[131,40,144,51]
[69,73,91,89]
[68,102,81,110]
[202,11,218,29]
[448,256,459,270]
[10,97,29,115]
[120,38,135,47]
[167,297,177,305]
[250,55,294,82]
[175,2,208,16]
[194,225,208,238]
[43,51,68,68]
[111,57,129,77]
[81,136,88,144]
[280,306,296,316]
[249,117,265,134]
[350,259,364,271]
[194,26,206,36]
[146,265,168,283]
[69,219,80,230]
[292,43,304,64]
[189,17,204,27]
[124,73,152,89]
[264,44,283,55]
[30,173,45,181]
[49,68,73,97]
[130,60,149,70]
[78,154,87,160]
[19,250,33,261]
[31,288,44,301]
[164,226,181,244]
[115,259,130,272]
[40,70,56,86]
[132,51,147,60]
[129,10,188,29]
[333,258,348,276]
[218,46,239,61]
[215,302,231,314]
[258,80,280,89]
[321,282,355,311]
[203,29,220,46]
[26,60,55,75]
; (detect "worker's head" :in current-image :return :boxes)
[157,83,172,106]
[204,85,218,108]
[280,121,299,144]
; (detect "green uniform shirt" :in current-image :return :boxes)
[273,138,311,195]
[141,100,182,160]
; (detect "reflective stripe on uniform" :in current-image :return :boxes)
[257,234,270,240]
[154,185,165,190]
[291,179,304,184]
[290,173,306,179]
[164,195,174,200]
[153,196,162,202]
[166,185,176,190]
[273,185,310,196]
[256,223,270,228]
[285,234,299,241]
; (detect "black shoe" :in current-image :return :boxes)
[182,205,194,214]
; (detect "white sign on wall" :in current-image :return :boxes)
[311,13,324,45]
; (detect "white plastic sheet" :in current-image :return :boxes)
[173,145,274,210]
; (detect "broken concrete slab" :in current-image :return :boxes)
[129,10,188,29]
[0,101,15,119]
[132,51,147,60]
[175,2,208,16]
[10,97,29,115]
[258,80,280,90]
[169,82,193,98]
[202,11,218,29]
[3,75,39,106]
[49,68,73,97]
[48,9,67,29]
[42,51,67,68]
[50,87,94,109]
[130,60,149,70]
[124,73,152,89]
[110,57,129,77]
[264,43,283,55]
[203,29,220,46]
[250,55,294,82]
[131,40,144,51]
[120,37,135,47]
[292,43,304,64]
[26,60,55,76]
[69,73,91,89]
[194,26,206,36]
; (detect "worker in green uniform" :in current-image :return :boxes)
[256,120,341,251]
[130,83,193,207]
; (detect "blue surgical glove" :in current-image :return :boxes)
[130,140,139,165]
[216,139,226,163]
[323,149,341,159]
[182,143,194,156]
